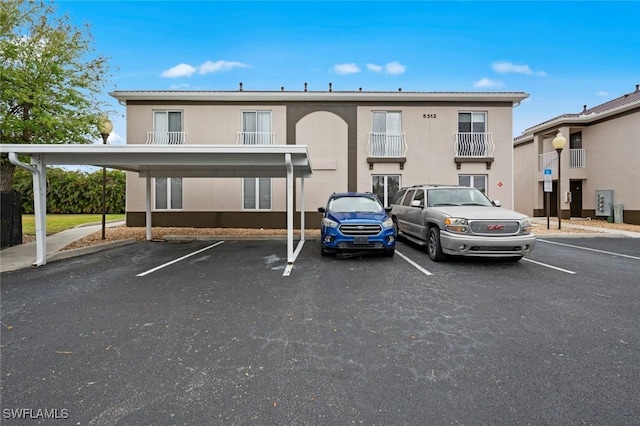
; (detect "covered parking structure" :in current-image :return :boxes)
[0,144,313,270]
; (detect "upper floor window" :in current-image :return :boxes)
[152,111,184,144]
[370,111,405,158]
[372,111,401,134]
[241,111,272,145]
[458,112,486,133]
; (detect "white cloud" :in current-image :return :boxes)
[474,78,504,89]
[334,63,361,75]
[385,61,406,75]
[366,61,406,75]
[491,61,546,76]
[161,60,250,78]
[198,60,250,74]
[169,83,191,90]
[597,91,609,97]
[161,63,197,78]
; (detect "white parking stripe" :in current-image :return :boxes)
[396,250,434,276]
[523,258,577,274]
[538,239,640,260]
[136,241,225,277]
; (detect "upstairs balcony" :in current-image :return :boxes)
[237,132,276,145]
[366,132,407,170]
[454,132,494,169]
[538,149,587,171]
[146,132,186,144]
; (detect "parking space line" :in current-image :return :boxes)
[396,250,434,276]
[538,239,640,260]
[523,258,577,274]
[136,241,225,277]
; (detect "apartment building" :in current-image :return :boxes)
[514,84,640,225]
[110,87,528,228]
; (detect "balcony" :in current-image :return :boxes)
[237,132,275,145]
[366,132,407,170]
[454,132,494,169]
[538,149,587,171]
[146,132,186,144]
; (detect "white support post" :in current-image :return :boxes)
[285,153,293,264]
[145,176,152,241]
[300,176,305,241]
[33,156,47,266]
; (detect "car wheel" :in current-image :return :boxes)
[427,227,447,262]
[382,247,395,257]
[506,256,523,262]
[393,219,404,241]
[320,241,329,257]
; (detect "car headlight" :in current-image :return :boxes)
[520,217,533,233]
[382,217,394,228]
[444,217,468,233]
[322,218,339,228]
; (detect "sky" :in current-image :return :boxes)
[54,0,640,145]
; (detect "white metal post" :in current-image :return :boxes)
[285,153,293,264]
[300,176,305,241]
[33,156,47,266]
[146,176,152,240]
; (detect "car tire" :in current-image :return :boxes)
[393,219,404,242]
[506,256,523,262]
[320,241,329,257]
[382,248,395,257]
[427,227,447,262]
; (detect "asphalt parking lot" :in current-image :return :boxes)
[1,237,639,425]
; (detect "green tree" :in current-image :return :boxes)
[0,0,113,190]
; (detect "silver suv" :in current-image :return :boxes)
[391,185,535,261]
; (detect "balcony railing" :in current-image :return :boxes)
[454,132,494,158]
[146,132,185,144]
[538,149,587,171]
[237,132,275,145]
[367,132,407,157]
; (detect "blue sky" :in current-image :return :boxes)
[56,1,640,144]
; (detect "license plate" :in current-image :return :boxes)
[353,236,369,245]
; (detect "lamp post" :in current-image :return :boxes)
[552,131,567,230]
[97,117,113,240]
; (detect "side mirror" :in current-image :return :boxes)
[492,200,501,207]
[410,200,423,208]
[318,207,326,213]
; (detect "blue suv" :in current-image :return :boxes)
[318,192,396,257]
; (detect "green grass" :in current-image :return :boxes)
[22,214,125,235]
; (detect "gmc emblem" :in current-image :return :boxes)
[487,224,505,230]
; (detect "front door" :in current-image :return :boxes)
[570,180,583,218]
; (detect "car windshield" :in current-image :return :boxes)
[427,188,493,207]
[329,196,384,213]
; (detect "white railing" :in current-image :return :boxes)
[237,132,275,145]
[539,149,587,171]
[367,132,407,157]
[146,132,185,144]
[570,148,587,168]
[454,132,495,158]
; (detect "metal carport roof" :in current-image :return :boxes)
[0,144,312,274]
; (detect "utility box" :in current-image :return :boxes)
[595,190,614,217]
[613,204,624,223]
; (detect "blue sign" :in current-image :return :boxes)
[544,168,552,175]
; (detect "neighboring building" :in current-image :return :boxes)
[514,84,640,225]
[110,86,528,228]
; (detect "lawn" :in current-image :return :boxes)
[22,214,126,235]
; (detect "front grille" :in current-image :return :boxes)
[339,224,382,236]
[337,242,384,249]
[469,220,520,235]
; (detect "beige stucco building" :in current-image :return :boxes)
[110,88,529,228]
[514,84,640,225]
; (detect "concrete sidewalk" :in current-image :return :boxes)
[0,221,130,273]
[532,217,640,238]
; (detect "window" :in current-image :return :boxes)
[153,111,183,144]
[372,175,401,207]
[242,111,272,145]
[371,111,403,156]
[402,190,415,207]
[155,178,183,210]
[243,178,271,210]
[458,112,486,133]
[459,175,487,194]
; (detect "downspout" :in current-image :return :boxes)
[9,152,47,266]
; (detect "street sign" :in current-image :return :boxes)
[544,168,552,192]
